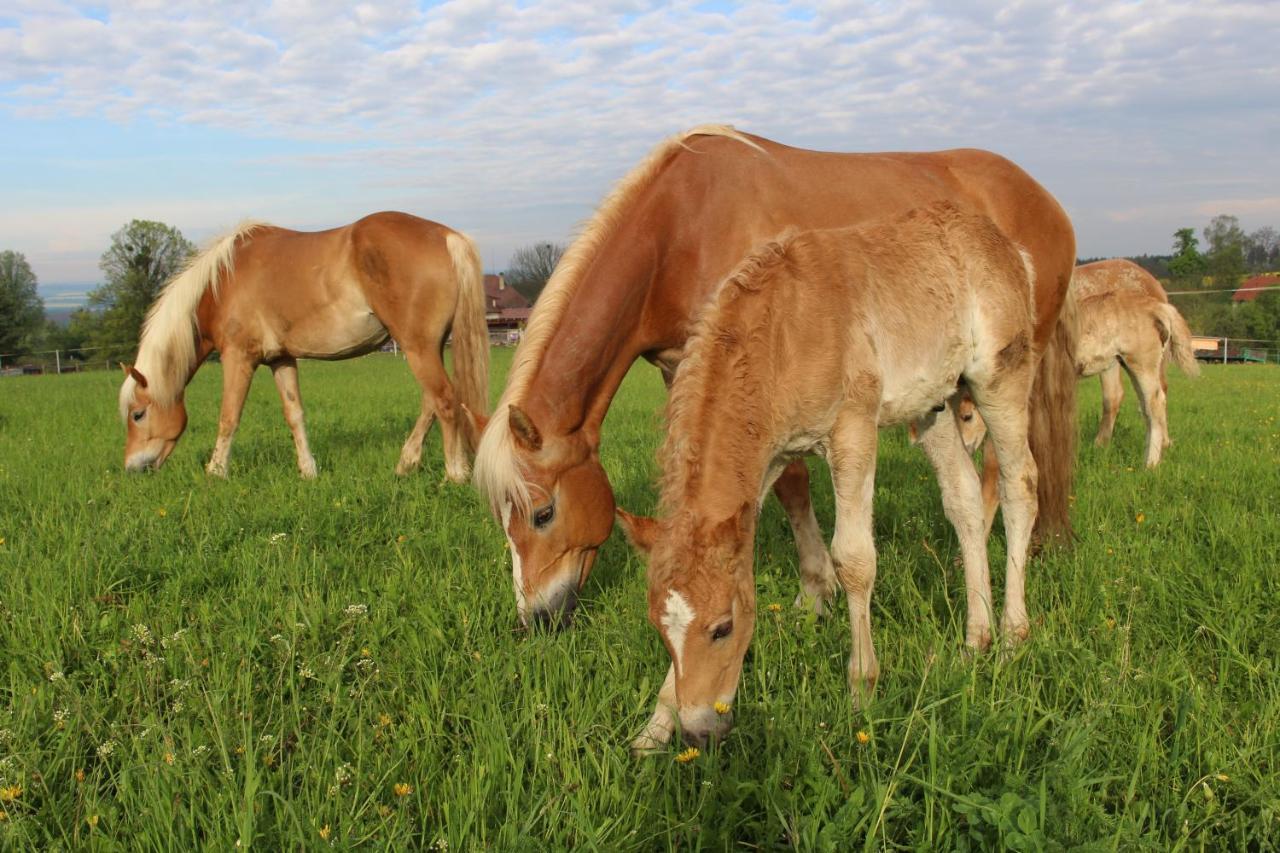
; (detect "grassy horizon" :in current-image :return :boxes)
[1,351,1277,849]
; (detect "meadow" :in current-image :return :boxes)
[0,349,1277,850]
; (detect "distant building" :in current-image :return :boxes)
[1233,274,1279,303]
[484,274,531,342]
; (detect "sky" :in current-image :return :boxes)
[3,0,1280,302]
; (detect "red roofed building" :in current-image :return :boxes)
[1233,274,1280,303]
[484,274,532,340]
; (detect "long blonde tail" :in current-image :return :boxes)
[1027,281,1079,544]
[1159,302,1201,378]
[445,231,491,454]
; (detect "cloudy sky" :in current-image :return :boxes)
[3,0,1279,298]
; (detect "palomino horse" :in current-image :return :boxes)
[961,259,1199,474]
[617,203,1040,749]
[1075,259,1199,463]
[119,212,489,481]
[472,126,1076,630]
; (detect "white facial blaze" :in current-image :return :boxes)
[661,589,695,677]
[501,501,527,614]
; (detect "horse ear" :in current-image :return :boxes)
[461,404,490,438]
[507,405,542,452]
[122,363,148,388]
[616,508,658,557]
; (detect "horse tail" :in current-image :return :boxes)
[445,230,491,455]
[1159,301,1201,378]
[1028,275,1079,545]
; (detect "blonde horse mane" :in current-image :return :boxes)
[119,220,266,419]
[473,125,765,514]
[655,235,795,519]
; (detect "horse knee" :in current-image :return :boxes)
[833,541,875,595]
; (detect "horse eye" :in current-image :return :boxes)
[710,621,733,641]
[132,409,146,422]
[961,413,974,422]
[532,503,555,529]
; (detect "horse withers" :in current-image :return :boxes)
[119,211,489,481]
[618,203,1040,750]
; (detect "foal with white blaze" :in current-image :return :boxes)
[618,203,1040,749]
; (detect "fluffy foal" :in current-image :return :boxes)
[619,202,1040,749]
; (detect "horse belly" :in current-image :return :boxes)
[275,292,389,360]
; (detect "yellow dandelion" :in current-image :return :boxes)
[393,782,413,797]
[164,752,175,765]
[1135,512,1145,524]
[377,804,393,818]
[318,824,331,841]
[74,768,85,783]
[86,814,99,828]
[1216,773,1230,782]
[713,702,731,715]
[767,603,782,613]
[856,730,870,745]
[157,508,167,518]
[1105,617,1116,630]
[0,809,8,822]
[674,747,700,763]
[361,648,372,658]
[378,713,392,727]
[0,784,20,802]
[396,535,407,544]
[0,537,5,546]
[235,744,245,755]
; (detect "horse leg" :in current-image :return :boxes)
[772,461,838,615]
[270,358,317,479]
[978,440,1001,539]
[632,664,678,754]
[971,389,1038,645]
[917,406,993,651]
[206,354,255,478]
[399,347,467,482]
[1121,357,1168,468]
[1096,362,1123,447]
[828,406,880,705]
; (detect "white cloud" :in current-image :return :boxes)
[3,0,1280,280]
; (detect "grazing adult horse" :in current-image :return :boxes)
[961,258,1199,472]
[617,204,1040,749]
[472,126,1077,630]
[119,212,489,481]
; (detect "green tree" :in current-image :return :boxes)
[505,242,566,303]
[84,220,195,360]
[1203,214,1246,292]
[1167,227,1206,283]
[0,250,45,357]
[1244,226,1279,272]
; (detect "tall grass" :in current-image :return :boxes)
[0,352,1277,848]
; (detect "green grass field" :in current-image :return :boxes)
[1,351,1277,849]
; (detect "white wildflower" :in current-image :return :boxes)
[97,740,117,759]
[343,604,368,618]
[269,532,288,545]
[131,624,153,645]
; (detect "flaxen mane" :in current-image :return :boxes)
[473,125,764,514]
[118,220,264,420]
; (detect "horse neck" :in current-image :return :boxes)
[518,227,663,443]
[663,308,780,527]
